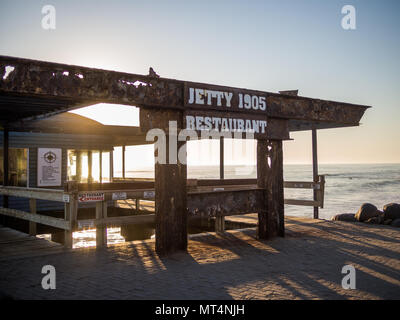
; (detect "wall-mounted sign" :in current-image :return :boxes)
[37,148,62,187]
[143,191,155,199]
[112,192,127,200]
[78,192,105,203]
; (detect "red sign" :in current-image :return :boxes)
[78,192,105,202]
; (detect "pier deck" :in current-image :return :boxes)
[0,215,399,300]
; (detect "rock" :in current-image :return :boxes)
[332,213,356,222]
[391,218,400,228]
[383,203,400,220]
[365,215,384,224]
[383,219,393,225]
[355,203,380,222]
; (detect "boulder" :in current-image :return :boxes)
[365,215,384,224]
[331,213,356,222]
[391,219,400,228]
[355,203,380,222]
[383,203,400,220]
[383,219,393,225]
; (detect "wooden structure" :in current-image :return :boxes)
[0,56,369,255]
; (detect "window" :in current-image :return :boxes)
[67,150,111,183]
[0,148,28,187]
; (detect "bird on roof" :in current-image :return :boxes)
[148,67,160,78]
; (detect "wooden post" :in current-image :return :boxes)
[88,151,93,183]
[154,111,187,256]
[122,145,126,179]
[64,181,78,248]
[96,200,107,248]
[99,150,103,183]
[312,128,319,219]
[3,129,9,209]
[215,215,225,233]
[257,139,284,239]
[220,137,224,180]
[110,149,114,182]
[29,198,37,236]
[135,198,140,213]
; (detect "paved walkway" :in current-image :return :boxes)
[0,216,399,300]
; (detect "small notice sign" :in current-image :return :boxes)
[78,192,105,203]
[62,194,70,203]
[143,191,155,199]
[37,148,62,187]
[112,192,127,200]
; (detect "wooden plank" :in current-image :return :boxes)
[285,199,320,207]
[0,207,70,230]
[0,186,64,202]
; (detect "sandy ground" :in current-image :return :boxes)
[0,215,399,300]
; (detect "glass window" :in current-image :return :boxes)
[0,148,28,187]
[67,149,111,183]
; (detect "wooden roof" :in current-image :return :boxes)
[0,55,369,133]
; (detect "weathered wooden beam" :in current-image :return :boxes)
[0,207,70,230]
[257,140,284,239]
[220,137,224,180]
[0,186,65,202]
[187,189,263,217]
[0,55,369,127]
[284,199,320,207]
[3,129,9,210]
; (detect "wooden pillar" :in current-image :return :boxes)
[76,151,82,183]
[219,137,224,180]
[110,149,114,182]
[64,181,78,248]
[154,111,187,256]
[215,215,225,233]
[3,129,9,208]
[88,151,93,183]
[64,195,77,248]
[122,145,126,179]
[312,128,319,219]
[99,150,103,183]
[257,139,284,239]
[29,198,37,236]
[135,198,140,213]
[96,200,107,248]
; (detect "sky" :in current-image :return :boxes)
[1,0,399,166]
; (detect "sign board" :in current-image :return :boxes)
[62,194,70,203]
[184,82,269,114]
[37,148,62,187]
[143,191,155,199]
[78,192,105,203]
[112,192,127,200]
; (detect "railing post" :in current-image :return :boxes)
[96,200,107,248]
[215,215,225,233]
[29,198,37,236]
[64,181,78,249]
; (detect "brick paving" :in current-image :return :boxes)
[0,216,399,300]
